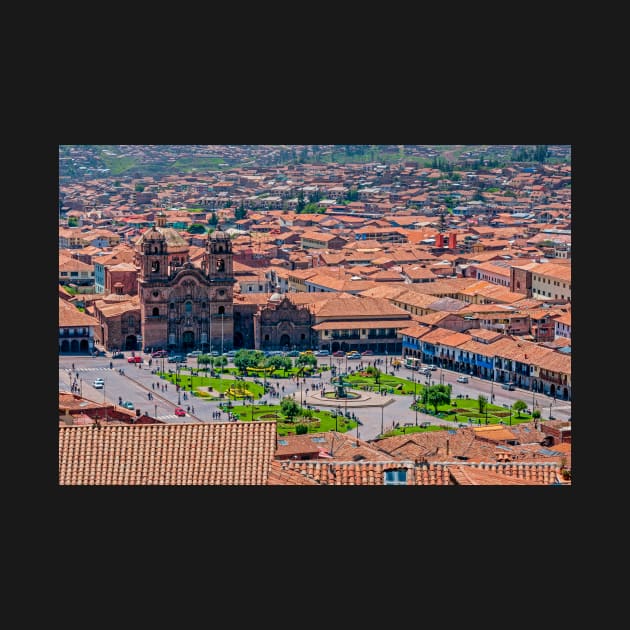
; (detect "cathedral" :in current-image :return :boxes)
[135,214,235,353]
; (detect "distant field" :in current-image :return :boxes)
[171,157,232,172]
[99,153,137,175]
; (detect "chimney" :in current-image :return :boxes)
[446,437,450,456]
[448,233,457,249]
[435,233,444,248]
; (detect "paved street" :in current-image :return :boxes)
[59,352,570,441]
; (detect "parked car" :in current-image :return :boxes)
[111,352,124,359]
[346,352,361,360]
[286,350,300,357]
[314,350,330,357]
[456,376,469,383]
[152,350,168,358]
[361,350,374,356]
[92,378,104,389]
[332,350,345,357]
[167,355,184,363]
[121,401,134,410]
[174,406,186,417]
[127,356,142,363]
[187,350,203,358]
[427,364,438,371]
[501,382,515,391]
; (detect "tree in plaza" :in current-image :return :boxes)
[280,356,293,376]
[477,394,488,415]
[512,399,527,418]
[264,355,285,374]
[426,385,451,415]
[296,353,317,371]
[234,349,265,374]
[198,354,211,376]
[214,355,228,373]
[280,397,301,423]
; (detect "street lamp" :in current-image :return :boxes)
[336,406,341,432]
[380,403,384,437]
[177,364,181,405]
[79,377,82,397]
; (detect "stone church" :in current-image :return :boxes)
[90,214,314,353]
[135,214,235,353]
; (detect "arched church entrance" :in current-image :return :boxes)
[182,331,195,352]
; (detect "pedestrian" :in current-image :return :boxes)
[152,383,155,390]
[72,363,75,370]
[191,406,194,414]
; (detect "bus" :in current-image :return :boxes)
[404,356,422,370]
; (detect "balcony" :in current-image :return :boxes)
[331,333,360,340]
[367,333,397,339]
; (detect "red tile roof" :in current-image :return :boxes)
[59,421,277,485]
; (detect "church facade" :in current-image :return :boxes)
[134,215,235,354]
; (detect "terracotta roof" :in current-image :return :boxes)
[59,421,277,485]
[59,297,100,328]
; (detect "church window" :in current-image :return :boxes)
[185,301,192,314]
[216,258,225,272]
[152,307,159,316]
[218,306,225,315]
[151,261,160,273]
[170,302,175,310]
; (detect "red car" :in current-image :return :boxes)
[333,350,345,357]
[127,356,142,363]
[361,350,374,356]
[174,407,186,417]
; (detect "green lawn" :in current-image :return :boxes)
[413,397,534,426]
[345,372,424,395]
[159,372,264,400]
[222,403,358,436]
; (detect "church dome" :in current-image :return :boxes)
[269,292,283,303]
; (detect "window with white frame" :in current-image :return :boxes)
[384,469,407,485]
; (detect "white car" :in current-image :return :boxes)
[93,378,104,389]
[456,376,469,383]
